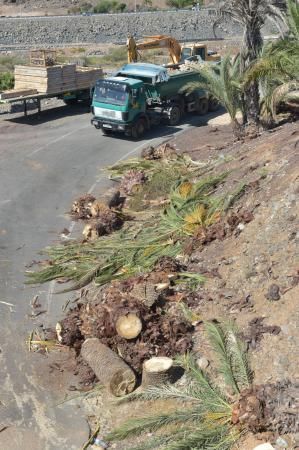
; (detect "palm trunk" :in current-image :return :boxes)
[231,117,244,140]
[241,17,263,126]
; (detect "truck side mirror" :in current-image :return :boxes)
[132,89,138,99]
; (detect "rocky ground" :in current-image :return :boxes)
[29,117,298,450]
[0,0,168,16]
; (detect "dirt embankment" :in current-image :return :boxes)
[172,121,299,385]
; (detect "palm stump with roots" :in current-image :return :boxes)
[107,321,298,450]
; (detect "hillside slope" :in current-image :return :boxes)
[0,0,169,16]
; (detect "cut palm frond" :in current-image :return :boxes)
[108,322,252,449]
[26,171,236,291]
[206,321,253,394]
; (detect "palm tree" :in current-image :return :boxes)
[107,321,297,450]
[186,55,245,137]
[245,0,299,121]
[213,0,286,126]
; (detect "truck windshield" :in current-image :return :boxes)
[93,80,129,106]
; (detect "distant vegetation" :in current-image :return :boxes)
[166,0,199,7]
[93,1,127,13]
[68,0,128,14]
[0,72,14,91]
[0,54,28,73]
[67,0,168,14]
[0,54,28,91]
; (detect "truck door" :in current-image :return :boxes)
[194,46,206,61]
[130,87,146,113]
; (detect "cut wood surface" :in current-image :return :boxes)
[14,64,103,94]
[142,356,174,388]
[115,313,142,339]
[81,338,136,397]
[0,88,37,100]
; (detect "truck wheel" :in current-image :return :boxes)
[132,118,146,139]
[208,97,220,112]
[168,105,181,126]
[197,98,209,115]
[102,129,113,136]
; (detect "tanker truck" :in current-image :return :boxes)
[91,63,218,139]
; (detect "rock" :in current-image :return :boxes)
[196,357,209,370]
[237,223,245,231]
[253,444,275,450]
[265,284,281,301]
[275,436,288,448]
[0,11,277,47]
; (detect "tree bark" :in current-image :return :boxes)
[81,338,136,397]
[241,18,263,126]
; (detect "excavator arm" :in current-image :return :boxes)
[127,35,182,65]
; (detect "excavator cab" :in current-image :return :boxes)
[181,45,207,62]
[181,43,221,63]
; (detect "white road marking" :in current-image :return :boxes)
[46,280,56,319]
[26,124,90,157]
[0,200,11,205]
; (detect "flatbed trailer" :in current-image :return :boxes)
[0,88,91,116]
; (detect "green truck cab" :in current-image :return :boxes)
[91,63,218,139]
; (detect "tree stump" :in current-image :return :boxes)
[81,338,136,397]
[142,357,174,388]
[115,313,142,339]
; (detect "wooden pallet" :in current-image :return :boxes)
[14,64,103,94]
[0,88,38,100]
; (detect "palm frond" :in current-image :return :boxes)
[205,322,240,394]
[270,80,299,117]
[286,0,299,39]
[187,55,243,122]
[106,407,201,441]
[206,321,253,394]
[164,424,237,450]
[224,322,253,390]
[116,383,204,405]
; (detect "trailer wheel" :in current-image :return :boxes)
[197,98,209,115]
[132,118,146,139]
[208,97,220,112]
[168,105,181,126]
[63,98,78,106]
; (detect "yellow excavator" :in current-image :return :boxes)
[126,34,221,65]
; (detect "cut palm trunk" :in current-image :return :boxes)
[115,313,142,340]
[142,356,174,388]
[81,338,136,397]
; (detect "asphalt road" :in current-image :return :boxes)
[0,104,214,449]
[0,103,206,450]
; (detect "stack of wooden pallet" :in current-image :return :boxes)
[76,67,103,89]
[14,65,64,94]
[13,64,103,95]
[62,64,76,91]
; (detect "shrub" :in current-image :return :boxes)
[0,72,14,91]
[166,0,198,8]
